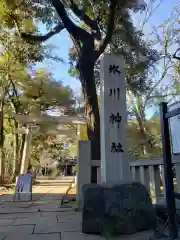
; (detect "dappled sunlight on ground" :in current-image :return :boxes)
[0,177,157,239]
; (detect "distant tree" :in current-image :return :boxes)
[127,116,162,159]
[6,0,155,161]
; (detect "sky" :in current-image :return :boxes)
[36,28,81,93]
[36,0,177,113]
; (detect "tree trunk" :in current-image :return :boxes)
[12,121,19,172]
[0,104,5,185]
[135,112,154,156]
[79,53,100,182]
[10,121,19,183]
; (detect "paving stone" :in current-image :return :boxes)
[0,195,14,201]
[57,208,74,211]
[2,202,32,209]
[34,221,81,233]
[0,225,34,235]
[0,219,15,226]
[0,208,27,214]
[13,216,57,225]
[24,208,43,213]
[40,196,62,201]
[40,212,58,217]
[60,232,105,240]
[61,230,154,240]
[0,214,18,219]
[56,211,79,216]
[3,233,61,240]
[109,230,154,239]
[28,206,60,212]
[41,209,73,217]
[40,203,60,207]
[57,212,81,223]
[0,234,4,240]
[0,212,41,219]
[32,200,61,205]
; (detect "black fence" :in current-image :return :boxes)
[160,102,180,239]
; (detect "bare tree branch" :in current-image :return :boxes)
[51,0,90,40]
[174,48,180,60]
[97,0,118,55]
[21,23,64,42]
[148,93,180,99]
[141,0,163,31]
[144,64,174,106]
[68,0,101,40]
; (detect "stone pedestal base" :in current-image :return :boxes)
[82,182,156,237]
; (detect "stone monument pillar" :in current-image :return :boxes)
[100,53,131,185]
[82,54,155,235]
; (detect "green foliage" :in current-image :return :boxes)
[19,69,73,113]
[68,66,80,78]
[46,137,77,161]
[0,0,76,180]
[79,125,88,140]
[1,0,179,176]
[127,116,162,159]
[68,1,159,93]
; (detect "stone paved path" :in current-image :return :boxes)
[0,177,155,239]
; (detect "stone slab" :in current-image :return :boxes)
[57,212,81,223]
[56,211,79,217]
[60,231,154,240]
[40,209,73,217]
[13,216,57,225]
[61,232,104,240]
[22,208,40,213]
[100,54,131,184]
[109,230,154,239]
[0,225,34,235]
[34,221,81,233]
[39,196,63,201]
[0,214,18,219]
[31,200,61,206]
[0,212,41,219]
[0,208,28,213]
[2,202,32,208]
[0,219,15,226]
[26,207,60,212]
[0,195,15,201]
[0,234,4,240]
[3,233,61,240]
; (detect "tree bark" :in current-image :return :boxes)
[135,111,154,156]
[20,0,118,184]
[12,121,19,173]
[0,103,5,185]
[79,56,100,158]
[78,52,100,182]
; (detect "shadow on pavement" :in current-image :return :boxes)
[0,192,76,214]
